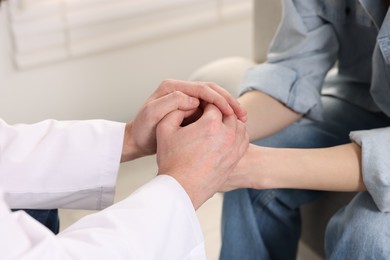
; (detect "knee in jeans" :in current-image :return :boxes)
[341,211,384,241]
[327,193,389,249]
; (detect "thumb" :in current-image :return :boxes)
[197,103,223,123]
[156,109,186,137]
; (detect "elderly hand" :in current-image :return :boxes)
[121,79,246,162]
[156,103,249,209]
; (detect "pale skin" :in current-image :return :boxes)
[156,104,248,209]
[120,79,248,209]
[229,0,390,194]
[121,79,246,162]
[221,90,366,193]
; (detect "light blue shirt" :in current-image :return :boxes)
[241,0,390,212]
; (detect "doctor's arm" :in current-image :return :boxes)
[0,104,248,259]
[0,79,245,210]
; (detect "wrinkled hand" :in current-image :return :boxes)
[121,79,246,162]
[156,103,249,209]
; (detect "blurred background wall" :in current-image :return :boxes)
[0,0,253,124]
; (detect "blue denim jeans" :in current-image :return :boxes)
[12,209,59,234]
[220,95,390,260]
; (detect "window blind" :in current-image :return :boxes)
[6,0,252,69]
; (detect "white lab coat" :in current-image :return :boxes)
[0,119,205,259]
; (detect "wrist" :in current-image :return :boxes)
[223,144,273,191]
[245,145,275,189]
[251,145,305,190]
[121,122,144,162]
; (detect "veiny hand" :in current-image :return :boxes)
[156,103,249,209]
[121,79,247,162]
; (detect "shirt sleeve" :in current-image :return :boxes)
[0,118,125,210]
[0,175,206,260]
[240,0,339,120]
[350,127,390,212]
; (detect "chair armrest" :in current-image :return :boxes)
[188,56,255,96]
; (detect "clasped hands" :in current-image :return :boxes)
[122,79,249,209]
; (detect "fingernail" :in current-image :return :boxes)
[190,97,199,105]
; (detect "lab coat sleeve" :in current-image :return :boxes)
[350,127,390,212]
[0,175,206,260]
[0,118,125,210]
[240,0,339,120]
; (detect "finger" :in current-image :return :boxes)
[236,122,249,157]
[155,90,200,111]
[181,107,203,126]
[147,91,200,124]
[222,113,238,130]
[200,103,223,123]
[156,109,186,136]
[151,79,235,117]
[205,82,247,122]
[182,108,201,119]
